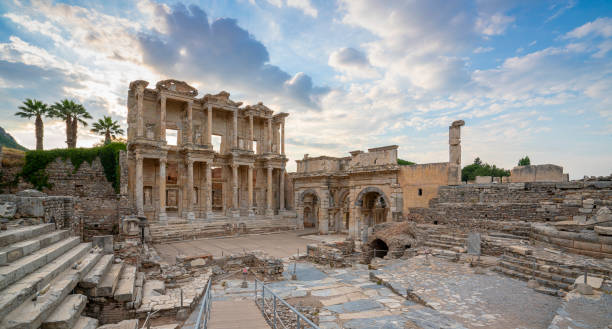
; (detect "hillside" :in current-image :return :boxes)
[0,126,27,151]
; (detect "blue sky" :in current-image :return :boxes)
[0,0,611,177]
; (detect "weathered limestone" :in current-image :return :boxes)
[72,317,99,329]
[0,230,69,266]
[510,164,565,183]
[80,254,114,289]
[114,264,136,302]
[42,294,87,329]
[94,263,123,297]
[448,120,464,186]
[97,319,138,329]
[0,223,55,248]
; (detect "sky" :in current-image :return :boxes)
[0,0,611,178]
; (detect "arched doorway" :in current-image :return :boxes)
[370,239,388,258]
[359,190,389,227]
[300,190,319,228]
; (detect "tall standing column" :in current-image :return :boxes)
[207,104,212,146]
[186,101,193,145]
[448,120,465,185]
[249,114,254,151]
[205,161,213,219]
[185,159,195,220]
[265,166,274,216]
[136,153,144,217]
[279,167,285,211]
[247,165,254,217]
[281,121,285,155]
[158,158,167,221]
[233,110,238,149]
[137,86,144,137]
[231,164,239,217]
[160,95,167,142]
[268,117,273,153]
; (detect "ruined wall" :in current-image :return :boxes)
[398,162,449,212]
[409,181,612,233]
[510,164,565,183]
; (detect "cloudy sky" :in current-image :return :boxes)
[0,0,611,177]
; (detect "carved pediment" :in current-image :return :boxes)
[244,102,274,116]
[202,91,243,107]
[129,80,149,91]
[156,79,198,97]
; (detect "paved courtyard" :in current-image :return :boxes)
[153,232,347,264]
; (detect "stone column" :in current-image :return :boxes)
[266,166,274,216]
[186,101,193,145]
[137,86,144,137]
[135,153,144,217]
[248,165,254,217]
[279,168,285,211]
[205,161,213,219]
[233,110,238,149]
[160,96,167,141]
[231,164,240,218]
[281,121,285,155]
[249,114,254,151]
[268,117,273,153]
[448,120,465,185]
[158,158,167,222]
[185,158,195,221]
[207,104,212,145]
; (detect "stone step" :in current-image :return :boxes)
[501,254,583,279]
[492,265,571,290]
[498,260,576,285]
[94,263,123,297]
[42,294,87,329]
[0,243,95,319]
[423,241,462,250]
[0,230,70,266]
[0,236,81,291]
[503,248,612,278]
[0,223,56,248]
[79,254,114,289]
[97,319,138,329]
[114,264,136,302]
[71,316,98,329]
[0,244,100,329]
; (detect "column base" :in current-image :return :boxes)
[158,212,167,223]
[206,211,214,220]
[265,209,274,217]
[231,209,240,218]
[248,209,255,217]
[185,211,195,221]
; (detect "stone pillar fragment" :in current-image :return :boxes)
[266,166,274,216]
[136,86,145,137]
[281,121,285,155]
[159,158,167,222]
[160,95,167,141]
[205,161,213,219]
[136,153,144,217]
[249,114,254,151]
[448,120,465,185]
[268,117,273,153]
[248,165,254,217]
[233,110,238,149]
[207,104,212,145]
[185,159,195,220]
[186,101,193,144]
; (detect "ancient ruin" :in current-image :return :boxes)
[0,80,610,329]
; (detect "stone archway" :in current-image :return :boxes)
[336,189,350,233]
[355,187,390,228]
[299,189,320,229]
[370,238,388,258]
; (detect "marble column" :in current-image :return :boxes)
[268,117,273,153]
[249,114,254,151]
[136,153,144,217]
[207,104,212,145]
[185,158,195,221]
[158,158,167,222]
[186,101,193,145]
[281,121,285,155]
[247,165,254,217]
[137,86,144,137]
[205,161,213,219]
[233,110,238,149]
[279,167,285,211]
[231,164,240,217]
[160,95,167,141]
[266,166,274,216]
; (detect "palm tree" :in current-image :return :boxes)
[91,116,124,144]
[15,99,50,150]
[49,99,92,148]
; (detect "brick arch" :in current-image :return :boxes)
[355,186,390,208]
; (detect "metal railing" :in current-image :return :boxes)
[194,277,213,329]
[254,278,320,329]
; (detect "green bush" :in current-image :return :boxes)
[518,156,531,166]
[397,158,416,166]
[20,142,126,192]
[461,157,510,182]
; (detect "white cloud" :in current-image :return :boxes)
[474,46,494,53]
[475,13,515,36]
[265,0,317,17]
[564,17,612,39]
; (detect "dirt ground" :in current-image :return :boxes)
[153,232,347,264]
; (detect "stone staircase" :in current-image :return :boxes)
[0,224,142,328]
[493,245,612,292]
[0,223,101,329]
[149,217,297,244]
[422,233,467,252]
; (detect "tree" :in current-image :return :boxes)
[462,157,510,182]
[49,99,92,148]
[397,158,416,166]
[15,99,50,150]
[518,156,531,166]
[91,116,124,145]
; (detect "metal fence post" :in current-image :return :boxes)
[297,314,301,329]
[262,285,265,311]
[273,295,277,329]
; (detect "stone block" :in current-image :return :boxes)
[42,294,87,329]
[572,240,602,252]
[143,280,166,297]
[467,232,481,255]
[0,201,17,218]
[475,176,492,184]
[92,235,113,254]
